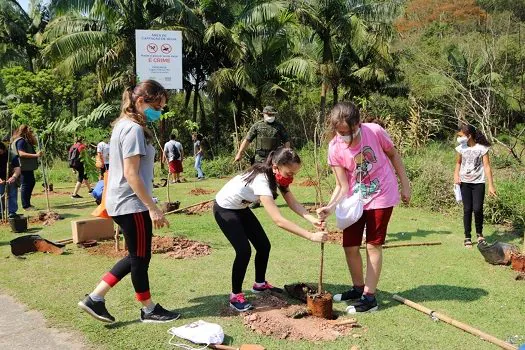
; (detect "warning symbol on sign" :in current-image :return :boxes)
[146,43,158,53]
[161,44,172,54]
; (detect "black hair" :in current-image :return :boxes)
[242,147,301,199]
[460,124,491,147]
[0,142,6,152]
[170,134,176,140]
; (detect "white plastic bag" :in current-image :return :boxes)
[168,320,224,350]
[453,184,462,203]
[335,192,364,230]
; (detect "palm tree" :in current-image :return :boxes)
[281,0,402,117]
[0,0,49,71]
[41,0,202,97]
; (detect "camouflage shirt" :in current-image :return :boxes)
[246,120,289,162]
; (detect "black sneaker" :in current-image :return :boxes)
[71,194,83,199]
[77,295,115,323]
[345,296,378,314]
[333,287,363,302]
[140,304,180,323]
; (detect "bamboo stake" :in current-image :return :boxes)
[152,128,172,204]
[393,295,517,350]
[53,199,94,208]
[233,110,242,172]
[359,242,442,249]
[164,199,214,215]
[114,226,120,252]
[36,135,51,212]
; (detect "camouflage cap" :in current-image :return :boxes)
[262,106,278,115]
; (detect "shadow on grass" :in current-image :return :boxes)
[387,229,452,242]
[378,284,489,311]
[486,227,524,244]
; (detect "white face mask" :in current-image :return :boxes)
[264,115,275,123]
[337,127,360,142]
[457,136,468,144]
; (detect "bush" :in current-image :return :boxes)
[484,174,525,228]
[404,143,458,212]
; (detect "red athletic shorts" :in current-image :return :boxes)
[342,207,393,247]
[169,160,183,174]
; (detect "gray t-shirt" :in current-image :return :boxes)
[163,140,182,161]
[106,119,156,216]
[193,140,201,156]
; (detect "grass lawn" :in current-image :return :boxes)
[0,176,524,350]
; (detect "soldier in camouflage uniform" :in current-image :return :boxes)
[234,106,290,164]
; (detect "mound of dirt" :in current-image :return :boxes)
[183,201,214,215]
[189,188,215,196]
[29,211,64,226]
[241,293,358,341]
[299,180,318,187]
[85,236,211,259]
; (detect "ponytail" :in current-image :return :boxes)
[460,124,491,147]
[113,80,168,142]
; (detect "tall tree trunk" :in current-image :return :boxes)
[320,81,328,122]
[192,81,199,122]
[213,97,220,148]
[332,84,339,105]
[184,84,192,109]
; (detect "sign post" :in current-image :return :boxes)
[135,30,183,89]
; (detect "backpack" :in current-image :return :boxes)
[69,145,81,168]
[169,141,180,160]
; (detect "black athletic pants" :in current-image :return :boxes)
[103,211,153,301]
[460,183,485,239]
[213,202,271,294]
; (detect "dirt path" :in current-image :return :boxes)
[0,294,87,350]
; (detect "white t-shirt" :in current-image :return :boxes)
[97,141,110,164]
[216,173,273,209]
[456,143,489,184]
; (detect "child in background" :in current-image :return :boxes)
[454,124,496,248]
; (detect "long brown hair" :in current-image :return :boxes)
[327,102,361,143]
[115,80,168,141]
[11,124,37,145]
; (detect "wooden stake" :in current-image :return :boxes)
[318,242,324,294]
[114,226,120,252]
[164,199,214,215]
[359,241,442,249]
[152,128,172,204]
[393,294,517,350]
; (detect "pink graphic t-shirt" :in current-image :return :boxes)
[327,123,400,210]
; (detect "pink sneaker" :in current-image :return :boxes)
[229,293,253,312]
[251,281,283,293]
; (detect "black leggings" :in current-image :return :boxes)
[73,164,88,182]
[213,202,271,294]
[460,183,485,239]
[103,211,153,301]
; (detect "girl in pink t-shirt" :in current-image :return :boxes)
[317,102,410,314]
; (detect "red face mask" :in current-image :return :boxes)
[275,172,294,187]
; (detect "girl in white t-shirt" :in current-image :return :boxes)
[454,124,496,248]
[214,147,327,312]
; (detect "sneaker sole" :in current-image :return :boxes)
[251,288,283,294]
[346,305,378,314]
[229,303,254,312]
[333,295,361,303]
[140,314,180,323]
[77,302,114,323]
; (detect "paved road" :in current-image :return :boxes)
[0,294,86,350]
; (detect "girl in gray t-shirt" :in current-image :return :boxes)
[77,80,180,324]
[454,124,496,248]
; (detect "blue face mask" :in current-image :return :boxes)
[144,107,162,122]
